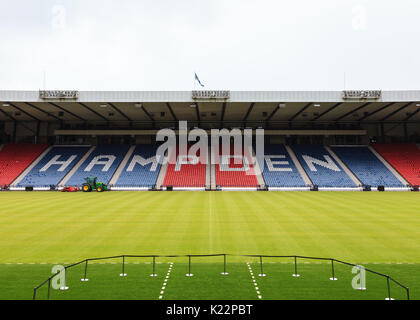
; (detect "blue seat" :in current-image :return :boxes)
[17,146,90,187]
[261,145,306,187]
[331,146,404,187]
[291,145,357,187]
[115,145,161,187]
[66,145,130,186]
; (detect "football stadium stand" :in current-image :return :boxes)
[214,145,259,188]
[66,145,130,186]
[0,143,48,186]
[2,142,418,191]
[16,146,90,188]
[373,143,420,186]
[291,145,357,189]
[262,145,307,189]
[162,145,206,189]
[331,146,405,188]
[114,145,161,189]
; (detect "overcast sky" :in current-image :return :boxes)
[0,0,419,91]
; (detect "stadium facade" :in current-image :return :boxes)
[0,90,419,191]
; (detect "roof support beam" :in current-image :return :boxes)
[49,102,85,121]
[404,107,420,121]
[265,104,283,129]
[243,103,255,124]
[109,103,132,122]
[266,105,280,122]
[166,103,177,122]
[141,105,155,129]
[0,109,36,135]
[311,103,342,121]
[79,103,108,122]
[335,102,371,121]
[9,103,40,121]
[24,102,62,121]
[0,108,16,121]
[381,102,413,121]
[359,102,395,121]
[289,103,312,122]
[220,102,227,126]
[195,103,200,125]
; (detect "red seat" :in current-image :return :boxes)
[0,143,48,186]
[215,145,258,187]
[163,146,206,187]
[373,143,420,186]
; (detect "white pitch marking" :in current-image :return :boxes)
[157,263,174,300]
[247,263,263,300]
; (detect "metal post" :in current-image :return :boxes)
[406,288,410,301]
[258,256,266,277]
[81,260,89,281]
[293,256,300,277]
[120,256,127,277]
[33,288,37,300]
[151,256,158,277]
[330,259,338,281]
[186,255,193,277]
[221,254,229,275]
[385,276,393,300]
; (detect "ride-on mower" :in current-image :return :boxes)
[61,186,80,192]
[82,177,108,192]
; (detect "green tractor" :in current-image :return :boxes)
[82,177,108,192]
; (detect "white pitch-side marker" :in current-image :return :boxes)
[247,263,262,300]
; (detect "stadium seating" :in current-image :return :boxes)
[0,143,48,186]
[115,145,161,187]
[291,145,357,188]
[373,143,420,186]
[66,145,130,186]
[262,145,306,187]
[17,146,90,187]
[331,146,404,187]
[163,145,206,188]
[215,145,259,187]
[3,143,418,190]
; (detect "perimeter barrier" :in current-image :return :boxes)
[33,254,410,300]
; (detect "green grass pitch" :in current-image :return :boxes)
[0,191,419,300]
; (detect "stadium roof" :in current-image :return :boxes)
[0,90,419,127]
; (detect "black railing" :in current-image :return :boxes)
[33,254,410,300]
